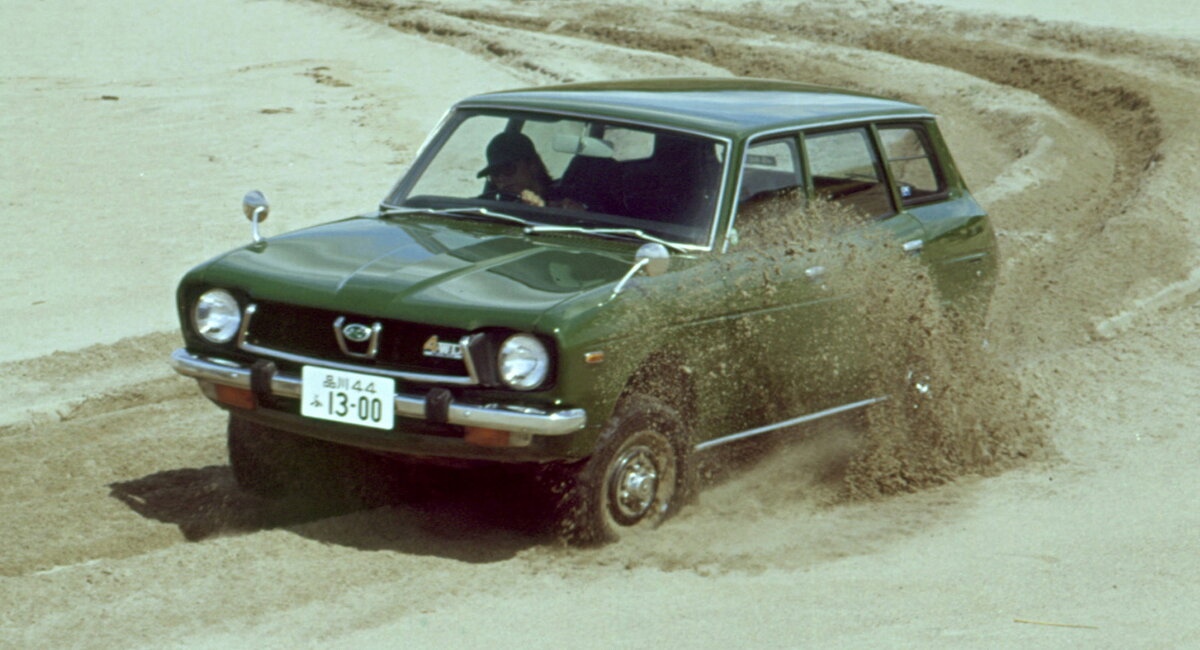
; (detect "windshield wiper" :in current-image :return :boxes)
[380,207,693,252]
[378,205,537,228]
[524,225,691,253]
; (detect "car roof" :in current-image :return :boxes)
[457,77,934,139]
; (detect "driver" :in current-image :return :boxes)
[477,132,585,210]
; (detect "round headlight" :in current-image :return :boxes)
[192,289,241,344]
[498,333,549,391]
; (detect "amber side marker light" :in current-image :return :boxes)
[464,426,511,447]
[215,384,257,410]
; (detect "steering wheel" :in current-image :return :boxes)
[479,189,523,202]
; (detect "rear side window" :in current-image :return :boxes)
[878,125,946,205]
[803,128,893,220]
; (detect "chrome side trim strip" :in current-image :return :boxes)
[236,303,477,386]
[694,396,886,451]
[170,349,586,436]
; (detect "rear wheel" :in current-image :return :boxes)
[554,394,694,545]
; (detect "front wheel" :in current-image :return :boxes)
[554,394,694,545]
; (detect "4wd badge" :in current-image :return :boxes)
[422,335,464,360]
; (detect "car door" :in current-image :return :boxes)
[705,132,845,436]
[708,127,925,436]
[794,125,930,403]
[875,121,996,314]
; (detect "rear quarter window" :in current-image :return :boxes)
[878,124,948,205]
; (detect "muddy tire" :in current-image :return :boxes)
[554,394,695,545]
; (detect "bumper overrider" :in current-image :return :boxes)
[169,348,587,444]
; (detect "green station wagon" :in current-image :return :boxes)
[171,78,996,543]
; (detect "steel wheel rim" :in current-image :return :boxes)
[607,445,661,523]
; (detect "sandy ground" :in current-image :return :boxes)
[2,0,1199,647]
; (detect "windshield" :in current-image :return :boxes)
[384,109,728,247]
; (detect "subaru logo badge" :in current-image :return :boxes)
[342,322,372,343]
[333,316,381,360]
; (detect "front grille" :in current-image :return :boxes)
[243,302,469,377]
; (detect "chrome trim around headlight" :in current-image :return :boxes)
[169,349,586,436]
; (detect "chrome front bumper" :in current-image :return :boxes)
[169,349,587,437]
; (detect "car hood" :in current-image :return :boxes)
[198,216,632,331]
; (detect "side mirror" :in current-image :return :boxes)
[635,243,670,276]
[242,190,270,243]
[611,243,670,299]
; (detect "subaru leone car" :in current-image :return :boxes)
[171,78,996,543]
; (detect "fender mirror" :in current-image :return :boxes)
[635,242,670,277]
[242,190,270,243]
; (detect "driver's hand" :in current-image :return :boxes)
[519,189,546,207]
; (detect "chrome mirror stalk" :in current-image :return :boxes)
[242,190,270,244]
[611,243,670,299]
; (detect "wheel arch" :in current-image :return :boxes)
[617,347,699,430]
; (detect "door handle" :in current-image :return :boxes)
[902,239,924,254]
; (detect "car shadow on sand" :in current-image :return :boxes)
[108,417,865,563]
[109,460,559,563]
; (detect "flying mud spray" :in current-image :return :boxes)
[548,193,1055,568]
[709,196,1050,498]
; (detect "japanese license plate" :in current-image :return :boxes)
[301,366,395,430]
